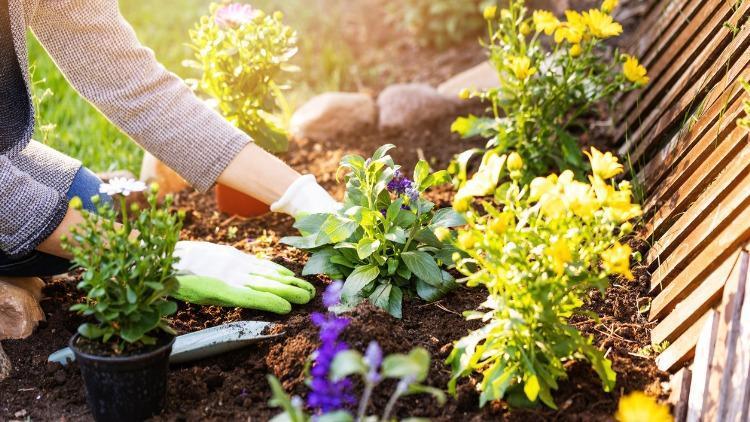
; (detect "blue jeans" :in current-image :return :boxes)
[0,167,112,276]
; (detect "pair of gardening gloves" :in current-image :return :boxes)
[173,175,339,314]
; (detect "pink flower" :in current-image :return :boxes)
[214,3,256,29]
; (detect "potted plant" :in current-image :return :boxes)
[62,179,184,422]
[187,2,298,217]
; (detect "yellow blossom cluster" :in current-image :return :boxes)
[615,391,673,422]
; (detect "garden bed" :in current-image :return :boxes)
[1,104,666,421]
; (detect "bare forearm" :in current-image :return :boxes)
[217,143,301,204]
[36,205,82,260]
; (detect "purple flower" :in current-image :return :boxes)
[307,312,355,413]
[405,187,419,203]
[387,170,414,195]
[214,3,256,29]
[323,281,344,308]
[364,341,383,383]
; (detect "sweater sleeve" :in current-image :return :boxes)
[29,0,252,192]
[0,154,68,258]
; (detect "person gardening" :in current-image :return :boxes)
[0,0,338,315]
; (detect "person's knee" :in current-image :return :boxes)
[66,167,113,212]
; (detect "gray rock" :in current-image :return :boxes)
[377,83,458,131]
[291,92,377,140]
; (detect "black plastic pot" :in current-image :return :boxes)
[69,333,175,422]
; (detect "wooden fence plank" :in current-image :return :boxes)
[702,249,749,421]
[639,83,748,205]
[618,17,750,163]
[650,249,740,344]
[649,204,750,319]
[685,309,719,422]
[670,367,692,422]
[726,245,750,422]
[657,308,712,372]
[616,0,727,128]
[646,151,750,272]
[643,126,750,247]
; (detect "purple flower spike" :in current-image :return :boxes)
[405,187,419,203]
[215,3,256,29]
[364,341,383,383]
[387,170,414,195]
[308,312,355,413]
[323,280,344,308]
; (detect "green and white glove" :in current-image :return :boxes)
[172,241,315,314]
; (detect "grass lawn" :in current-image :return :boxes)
[30,0,357,175]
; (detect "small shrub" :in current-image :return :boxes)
[63,181,184,353]
[446,149,641,408]
[187,3,298,153]
[451,0,647,183]
[282,145,464,318]
[390,0,495,48]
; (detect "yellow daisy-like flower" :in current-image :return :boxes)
[529,175,556,201]
[602,241,634,280]
[547,238,573,275]
[614,391,674,422]
[585,147,623,179]
[490,213,513,234]
[563,181,599,219]
[483,5,497,20]
[554,10,587,44]
[569,43,583,57]
[533,10,560,35]
[583,9,623,39]
[623,54,650,85]
[507,56,537,81]
[601,0,619,14]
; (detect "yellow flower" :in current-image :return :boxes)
[533,10,560,35]
[606,201,642,223]
[585,147,623,179]
[69,196,83,210]
[490,213,513,234]
[434,227,451,242]
[507,152,524,171]
[614,391,673,422]
[554,11,586,44]
[520,22,532,36]
[583,9,622,38]
[458,88,471,100]
[540,192,566,218]
[484,5,497,20]
[602,241,634,280]
[547,238,572,275]
[623,54,650,85]
[601,0,619,14]
[563,181,599,218]
[569,43,583,57]
[529,176,556,201]
[508,56,537,81]
[458,231,477,250]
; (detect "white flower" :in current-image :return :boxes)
[99,178,147,197]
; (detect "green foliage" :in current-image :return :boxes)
[446,150,641,408]
[739,78,750,130]
[282,145,464,318]
[391,0,494,48]
[187,3,298,153]
[268,346,444,421]
[62,188,184,352]
[450,0,645,184]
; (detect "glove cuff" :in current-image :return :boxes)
[270,174,338,216]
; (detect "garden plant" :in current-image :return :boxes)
[450,0,648,183]
[390,0,496,48]
[187,2,298,153]
[267,282,445,421]
[282,145,465,318]
[447,149,641,408]
[62,180,184,421]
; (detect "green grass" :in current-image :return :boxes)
[30,0,359,174]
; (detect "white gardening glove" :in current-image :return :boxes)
[172,241,315,314]
[270,174,340,216]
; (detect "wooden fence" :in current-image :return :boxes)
[616,0,750,420]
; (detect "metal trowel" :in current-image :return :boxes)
[48,321,283,366]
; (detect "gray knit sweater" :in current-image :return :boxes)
[1,0,252,258]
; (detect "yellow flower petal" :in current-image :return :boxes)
[615,391,673,422]
[623,54,650,85]
[533,10,560,35]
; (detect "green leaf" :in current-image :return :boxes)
[293,213,330,235]
[78,323,104,339]
[330,350,367,381]
[314,411,354,422]
[157,300,178,317]
[372,144,395,160]
[430,208,467,228]
[356,238,381,260]
[388,285,403,318]
[382,347,430,382]
[321,215,358,244]
[341,265,379,299]
[413,160,430,187]
[126,286,137,304]
[406,384,447,405]
[524,375,540,402]
[303,248,341,276]
[401,251,442,286]
[369,283,392,310]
